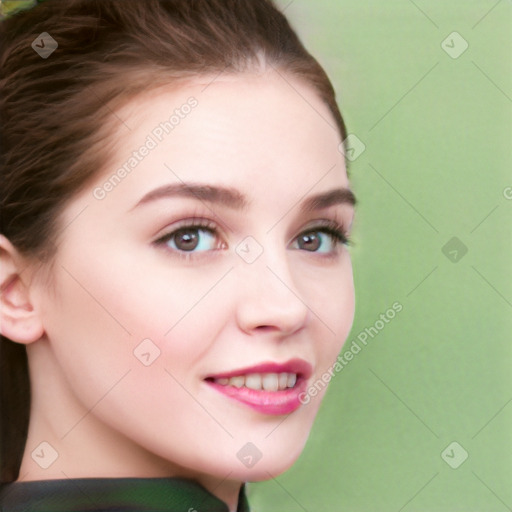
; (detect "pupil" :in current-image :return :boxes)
[301,233,319,251]
[176,229,199,251]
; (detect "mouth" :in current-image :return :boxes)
[204,359,312,415]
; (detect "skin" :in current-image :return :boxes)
[0,69,355,511]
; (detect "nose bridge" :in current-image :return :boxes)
[238,235,295,295]
[234,236,309,334]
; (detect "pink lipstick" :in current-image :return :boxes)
[204,359,312,415]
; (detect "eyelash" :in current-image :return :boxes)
[153,217,352,262]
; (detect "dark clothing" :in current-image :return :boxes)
[0,477,250,512]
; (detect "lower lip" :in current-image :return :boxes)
[205,379,307,415]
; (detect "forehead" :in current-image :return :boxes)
[121,71,342,152]
[88,71,350,214]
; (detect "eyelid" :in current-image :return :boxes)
[153,216,222,241]
[293,218,350,242]
[152,214,352,261]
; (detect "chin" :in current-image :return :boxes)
[223,433,310,482]
[241,456,301,482]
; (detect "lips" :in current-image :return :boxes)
[204,358,312,415]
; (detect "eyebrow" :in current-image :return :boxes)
[130,182,356,212]
[299,187,356,213]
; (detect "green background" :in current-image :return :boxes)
[248,1,512,511]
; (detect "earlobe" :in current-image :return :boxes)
[0,235,45,344]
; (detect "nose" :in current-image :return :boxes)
[234,247,310,337]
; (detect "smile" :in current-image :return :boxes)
[204,359,312,415]
[210,372,297,391]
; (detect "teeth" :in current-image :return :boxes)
[230,376,244,388]
[262,373,279,392]
[245,374,262,390]
[215,372,298,391]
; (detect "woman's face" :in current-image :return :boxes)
[31,71,355,483]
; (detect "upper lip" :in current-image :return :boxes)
[205,358,313,380]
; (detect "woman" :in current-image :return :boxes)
[0,0,356,510]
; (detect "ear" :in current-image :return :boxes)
[0,235,45,344]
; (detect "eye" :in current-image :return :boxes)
[153,217,351,261]
[292,220,350,255]
[153,219,224,259]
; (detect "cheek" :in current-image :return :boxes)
[333,261,355,349]
[307,254,355,361]
[38,260,225,459]
[40,251,224,414]
[39,266,137,407]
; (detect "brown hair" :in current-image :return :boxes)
[0,0,348,482]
